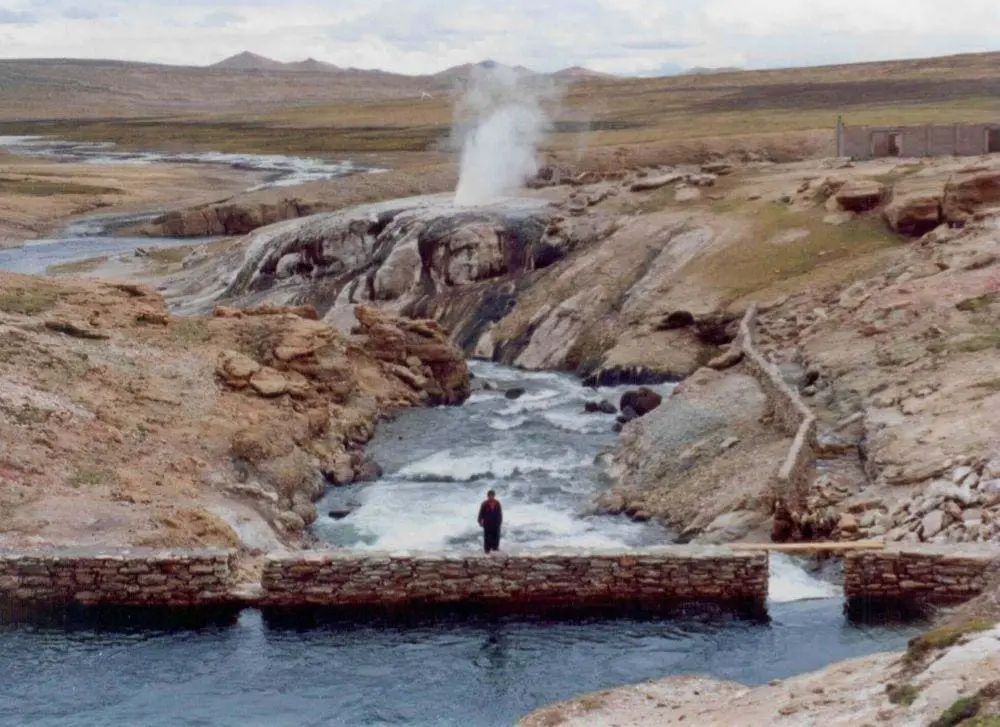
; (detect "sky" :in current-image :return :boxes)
[0,0,998,76]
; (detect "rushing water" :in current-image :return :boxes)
[316,361,673,552]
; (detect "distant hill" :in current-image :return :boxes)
[682,66,744,76]
[286,58,342,73]
[434,60,537,81]
[209,52,290,72]
[552,66,616,81]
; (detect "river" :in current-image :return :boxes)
[0,149,924,726]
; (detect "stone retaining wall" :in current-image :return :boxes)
[737,303,817,505]
[259,547,769,609]
[0,548,235,606]
[845,544,1000,604]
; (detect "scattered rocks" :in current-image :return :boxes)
[584,400,617,415]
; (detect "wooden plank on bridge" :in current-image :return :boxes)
[728,540,885,553]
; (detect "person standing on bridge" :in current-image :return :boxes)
[477,490,503,554]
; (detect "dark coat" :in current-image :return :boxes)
[478,500,502,530]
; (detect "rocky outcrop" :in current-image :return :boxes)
[0,272,468,551]
[884,191,942,237]
[599,368,783,533]
[137,199,322,237]
[942,169,1000,225]
[834,181,887,212]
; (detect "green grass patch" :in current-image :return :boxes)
[141,246,193,264]
[45,256,108,275]
[930,696,982,727]
[957,293,999,312]
[685,201,902,302]
[963,717,1000,727]
[887,683,922,707]
[67,467,119,489]
[0,176,121,196]
[906,619,998,667]
[0,287,60,315]
[950,330,1000,354]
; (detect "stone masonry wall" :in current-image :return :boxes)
[840,122,1000,160]
[738,303,817,506]
[845,544,1000,604]
[0,548,235,606]
[260,547,769,608]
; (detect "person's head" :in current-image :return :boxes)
[487,490,496,501]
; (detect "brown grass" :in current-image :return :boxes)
[0,286,61,315]
[0,176,122,196]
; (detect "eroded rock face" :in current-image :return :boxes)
[138,199,321,237]
[834,181,887,213]
[884,192,942,237]
[942,169,1000,225]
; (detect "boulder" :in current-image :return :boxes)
[249,367,289,398]
[619,387,663,418]
[504,387,526,400]
[834,181,887,213]
[584,400,617,415]
[354,459,383,483]
[921,509,946,539]
[328,509,353,520]
[629,173,683,192]
[884,192,942,237]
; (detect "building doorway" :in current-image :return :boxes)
[987,128,1000,154]
[872,131,902,157]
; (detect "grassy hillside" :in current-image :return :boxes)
[1,51,1000,162]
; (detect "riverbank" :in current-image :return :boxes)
[519,593,1000,727]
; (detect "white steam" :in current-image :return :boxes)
[452,64,559,206]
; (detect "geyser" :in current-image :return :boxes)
[453,64,557,206]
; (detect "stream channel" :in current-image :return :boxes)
[0,141,924,726]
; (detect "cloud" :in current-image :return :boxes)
[61,6,111,20]
[197,10,243,28]
[0,8,35,24]
[0,0,998,75]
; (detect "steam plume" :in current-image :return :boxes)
[452,64,559,206]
